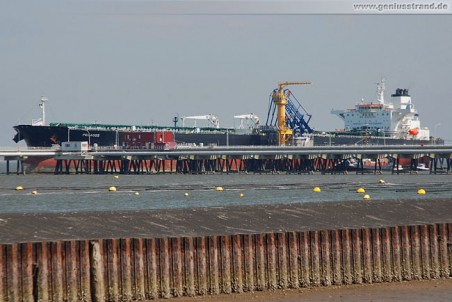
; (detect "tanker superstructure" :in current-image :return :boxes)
[331,79,430,141]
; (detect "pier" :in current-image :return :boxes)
[1,144,452,174]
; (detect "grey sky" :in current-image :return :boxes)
[1,1,451,147]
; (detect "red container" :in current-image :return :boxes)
[120,131,175,148]
[154,132,174,143]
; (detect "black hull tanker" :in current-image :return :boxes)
[13,123,275,148]
[13,123,433,149]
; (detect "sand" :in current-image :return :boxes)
[170,279,452,302]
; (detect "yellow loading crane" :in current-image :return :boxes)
[272,81,311,145]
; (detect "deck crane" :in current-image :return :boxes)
[233,113,260,129]
[180,114,220,128]
[272,81,311,145]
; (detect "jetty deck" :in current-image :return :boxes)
[2,144,452,174]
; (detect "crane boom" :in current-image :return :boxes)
[180,114,220,128]
[278,81,311,91]
[273,81,311,145]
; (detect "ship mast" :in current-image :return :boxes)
[32,96,48,126]
[39,96,47,126]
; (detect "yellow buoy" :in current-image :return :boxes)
[184,192,189,197]
[108,186,117,192]
[313,187,321,193]
[215,186,224,192]
[114,175,119,179]
[134,192,140,196]
[240,193,244,198]
[15,186,24,191]
[363,194,371,200]
[417,189,426,195]
[356,187,365,193]
[31,190,38,195]
[378,179,385,184]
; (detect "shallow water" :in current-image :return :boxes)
[0,173,450,213]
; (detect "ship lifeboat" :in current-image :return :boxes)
[408,128,419,136]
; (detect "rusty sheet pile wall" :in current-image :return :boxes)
[1,224,451,301]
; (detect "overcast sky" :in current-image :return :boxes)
[1,1,451,147]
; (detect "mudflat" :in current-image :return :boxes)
[1,198,451,243]
[170,279,452,302]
